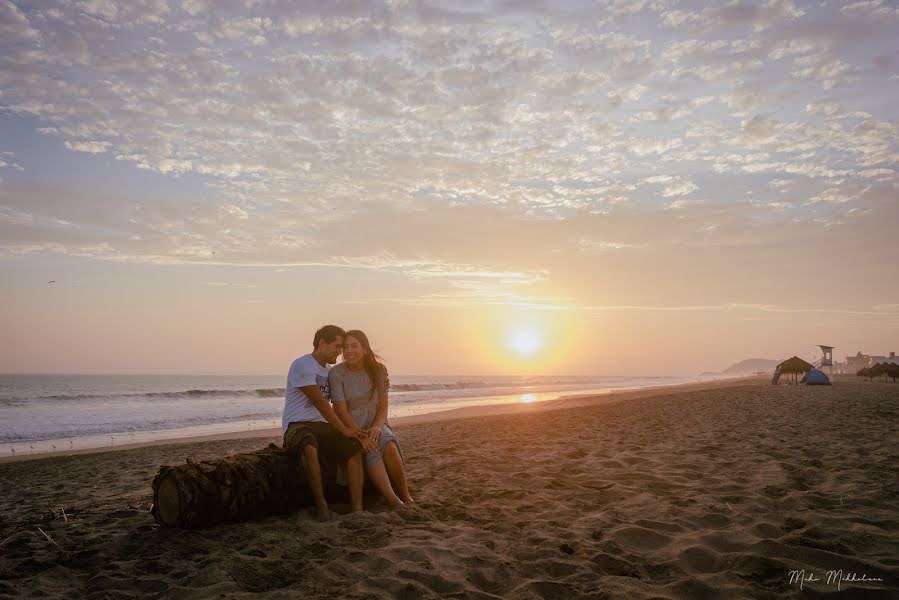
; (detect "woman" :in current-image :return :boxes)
[329,330,413,509]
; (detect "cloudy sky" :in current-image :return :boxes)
[1,0,897,375]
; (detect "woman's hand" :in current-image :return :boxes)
[368,425,383,444]
[354,428,378,453]
[342,425,377,452]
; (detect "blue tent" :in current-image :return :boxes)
[801,368,832,385]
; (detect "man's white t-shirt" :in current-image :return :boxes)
[282,354,331,434]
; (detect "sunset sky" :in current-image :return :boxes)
[1,0,897,376]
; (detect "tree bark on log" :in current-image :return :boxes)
[151,443,316,528]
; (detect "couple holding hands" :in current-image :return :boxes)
[281,325,413,520]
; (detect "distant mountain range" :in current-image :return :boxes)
[702,358,781,376]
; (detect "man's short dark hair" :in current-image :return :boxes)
[313,325,346,348]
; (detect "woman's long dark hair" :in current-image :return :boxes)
[345,329,387,396]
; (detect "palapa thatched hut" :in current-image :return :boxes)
[855,363,899,382]
[772,356,813,384]
[867,362,899,382]
[889,364,899,383]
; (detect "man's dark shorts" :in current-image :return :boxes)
[284,421,361,462]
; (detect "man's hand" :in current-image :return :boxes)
[341,424,365,439]
[341,424,378,453]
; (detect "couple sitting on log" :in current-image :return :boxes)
[282,324,413,520]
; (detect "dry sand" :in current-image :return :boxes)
[1,377,896,599]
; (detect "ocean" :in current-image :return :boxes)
[0,373,706,456]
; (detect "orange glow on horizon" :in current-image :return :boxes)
[467,308,577,375]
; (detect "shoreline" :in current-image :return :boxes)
[2,375,894,598]
[0,375,756,464]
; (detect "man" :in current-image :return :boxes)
[282,324,377,520]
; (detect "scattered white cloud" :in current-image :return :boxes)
[201,282,258,288]
[806,100,842,117]
[0,206,34,224]
[660,0,805,33]
[842,1,899,17]
[630,138,683,156]
[577,238,649,252]
[856,168,893,179]
[642,175,700,199]
[64,141,112,154]
[792,54,860,89]
[347,296,899,316]
[0,0,895,294]
[632,96,715,122]
[741,115,779,142]
[1,0,38,40]
[768,39,818,60]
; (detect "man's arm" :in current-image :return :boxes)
[299,384,364,439]
[332,400,356,430]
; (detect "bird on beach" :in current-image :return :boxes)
[10,447,14,455]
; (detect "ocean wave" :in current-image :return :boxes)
[2,376,662,405]
[390,381,486,392]
[8,382,499,402]
[388,377,649,392]
[0,411,280,444]
[5,388,288,404]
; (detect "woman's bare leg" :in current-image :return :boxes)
[383,441,413,503]
[366,457,405,509]
[345,453,365,512]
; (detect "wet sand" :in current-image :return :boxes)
[1,377,896,598]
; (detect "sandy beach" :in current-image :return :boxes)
[1,377,896,599]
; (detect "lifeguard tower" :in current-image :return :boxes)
[817,345,834,376]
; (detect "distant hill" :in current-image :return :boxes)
[718,358,781,375]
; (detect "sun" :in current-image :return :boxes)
[508,329,543,355]
[471,310,572,372]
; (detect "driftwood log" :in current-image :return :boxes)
[151,443,317,528]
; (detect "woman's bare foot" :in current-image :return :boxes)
[315,506,336,522]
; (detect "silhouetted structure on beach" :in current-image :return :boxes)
[817,345,834,376]
[771,356,813,385]
[858,362,899,383]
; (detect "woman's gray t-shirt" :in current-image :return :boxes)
[328,363,388,428]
